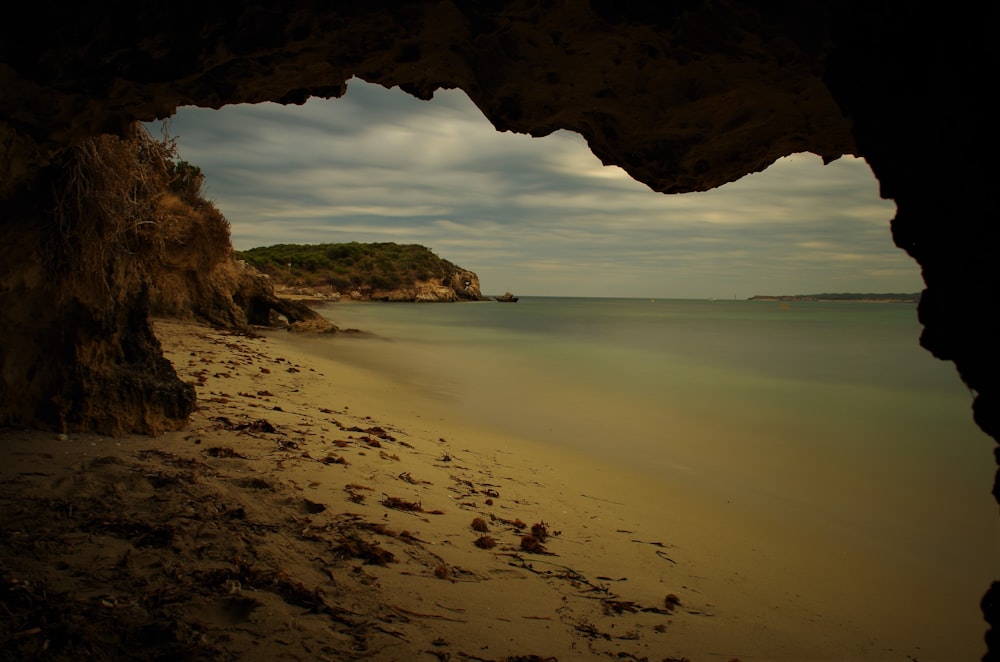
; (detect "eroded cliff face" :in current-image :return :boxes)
[148,194,337,333]
[0,1,997,643]
[0,129,197,434]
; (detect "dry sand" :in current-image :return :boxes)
[0,318,979,660]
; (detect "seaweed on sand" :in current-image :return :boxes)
[380,495,444,515]
[380,495,423,512]
[332,531,396,565]
[474,536,497,549]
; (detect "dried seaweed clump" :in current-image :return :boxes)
[520,534,546,553]
[471,517,490,532]
[344,483,372,504]
[381,495,423,512]
[520,521,561,553]
[474,536,497,549]
[531,521,550,541]
[380,494,444,514]
[332,532,396,565]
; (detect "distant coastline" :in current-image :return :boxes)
[748,292,921,303]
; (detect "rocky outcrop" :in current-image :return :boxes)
[139,161,337,334]
[242,281,337,333]
[152,249,336,333]
[146,190,256,330]
[350,270,484,302]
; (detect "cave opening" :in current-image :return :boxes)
[143,79,996,656]
[155,78,916,301]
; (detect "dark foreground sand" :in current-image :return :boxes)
[0,318,982,660]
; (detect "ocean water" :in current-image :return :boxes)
[296,296,997,652]
[311,298,994,548]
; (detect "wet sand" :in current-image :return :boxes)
[0,318,988,660]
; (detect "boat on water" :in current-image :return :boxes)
[494,292,519,302]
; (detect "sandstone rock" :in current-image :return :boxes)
[287,318,338,334]
[371,271,484,302]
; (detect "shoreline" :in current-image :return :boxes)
[1,318,708,660]
[0,317,986,660]
[252,315,998,661]
[747,295,920,303]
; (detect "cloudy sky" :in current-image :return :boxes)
[151,78,916,299]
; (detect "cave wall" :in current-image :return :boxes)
[824,3,999,451]
[0,0,997,650]
[0,129,198,434]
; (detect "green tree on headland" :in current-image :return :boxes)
[238,242,465,293]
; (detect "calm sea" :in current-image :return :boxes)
[309,297,993,539]
[296,296,997,649]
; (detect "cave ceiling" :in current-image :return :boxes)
[0,1,863,200]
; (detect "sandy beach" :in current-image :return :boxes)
[0,317,988,660]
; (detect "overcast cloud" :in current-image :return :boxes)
[151,78,913,299]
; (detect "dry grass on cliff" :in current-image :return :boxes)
[155,192,232,265]
[47,123,232,304]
